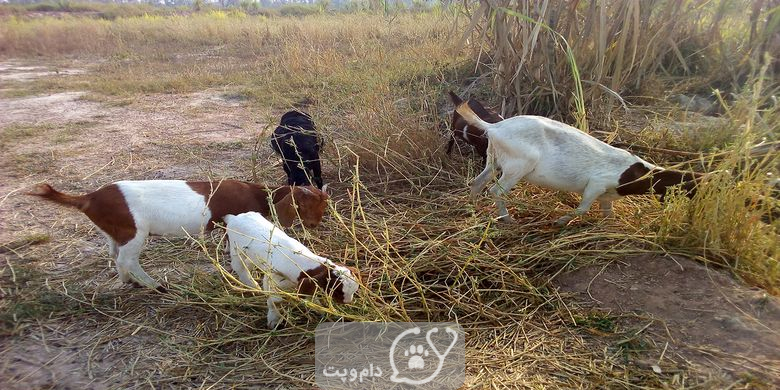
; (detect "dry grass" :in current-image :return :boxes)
[1,5,778,389]
[3,171,712,388]
[458,0,778,123]
[655,59,779,294]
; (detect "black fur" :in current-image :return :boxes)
[270,111,324,188]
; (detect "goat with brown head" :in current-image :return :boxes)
[225,211,358,328]
[273,184,330,229]
[454,101,704,226]
[27,179,330,290]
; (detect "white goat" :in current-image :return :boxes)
[224,212,359,328]
[454,100,699,225]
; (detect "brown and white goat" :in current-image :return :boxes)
[27,179,329,290]
[453,98,701,225]
[225,212,359,328]
[446,91,504,162]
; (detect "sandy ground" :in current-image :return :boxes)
[555,254,780,385]
[0,62,86,83]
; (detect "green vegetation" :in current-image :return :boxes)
[0,1,175,19]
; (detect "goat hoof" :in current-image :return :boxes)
[554,216,573,227]
[130,281,144,289]
[267,319,284,330]
[497,214,514,223]
[155,285,168,294]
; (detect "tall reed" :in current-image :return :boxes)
[457,0,777,122]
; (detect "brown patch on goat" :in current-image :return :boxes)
[187,180,275,229]
[295,186,329,226]
[446,92,503,160]
[187,181,327,228]
[616,163,700,200]
[28,183,137,245]
[296,265,346,303]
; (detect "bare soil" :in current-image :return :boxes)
[0,61,85,83]
[555,254,780,385]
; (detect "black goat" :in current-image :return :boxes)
[270,110,324,188]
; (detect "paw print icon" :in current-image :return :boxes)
[404,345,429,369]
[389,326,458,385]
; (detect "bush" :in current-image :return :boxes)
[278,4,321,17]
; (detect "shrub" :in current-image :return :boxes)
[278,4,321,17]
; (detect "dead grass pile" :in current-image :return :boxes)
[2,174,704,388]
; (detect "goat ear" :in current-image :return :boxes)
[448,91,463,106]
[297,265,329,296]
[297,277,318,296]
[274,192,297,228]
[469,99,504,122]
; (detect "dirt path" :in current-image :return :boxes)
[555,254,780,385]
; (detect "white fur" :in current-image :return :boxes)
[118,180,212,235]
[464,113,656,225]
[110,180,213,289]
[224,212,359,328]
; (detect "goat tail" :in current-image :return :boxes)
[455,101,492,132]
[26,183,88,210]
